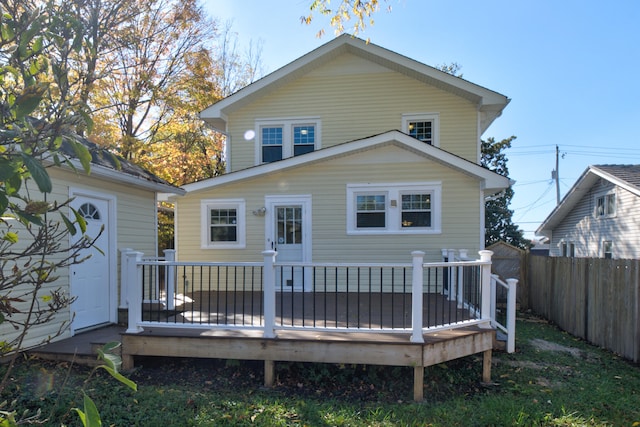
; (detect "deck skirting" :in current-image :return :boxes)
[121,326,494,402]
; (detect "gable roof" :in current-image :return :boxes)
[59,135,185,195]
[200,34,510,135]
[536,164,640,236]
[178,130,510,196]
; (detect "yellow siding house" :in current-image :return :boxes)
[172,35,510,276]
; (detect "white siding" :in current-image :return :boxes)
[550,179,640,259]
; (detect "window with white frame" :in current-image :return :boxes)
[402,113,439,146]
[256,118,320,164]
[595,192,616,218]
[347,183,441,234]
[603,240,613,259]
[201,199,246,249]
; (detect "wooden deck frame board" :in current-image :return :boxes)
[121,326,494,402]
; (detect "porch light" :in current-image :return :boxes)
[252,206,267,216]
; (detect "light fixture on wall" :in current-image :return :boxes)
[252,206,267,216]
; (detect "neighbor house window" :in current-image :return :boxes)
[603,241,613,259]
[201,199,246,249]
[256,118,320,164]
[560,242,568,257]
[402,113,439,146]
[347,182,441,234]
[595,192,616,218]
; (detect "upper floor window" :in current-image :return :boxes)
[347,182,441,234]
[201,199,246,249]
[402,113,439,146]
[595,192,616,218]
[256,118,320,164]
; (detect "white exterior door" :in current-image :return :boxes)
[70,194,113,332]
[266,196,312,291]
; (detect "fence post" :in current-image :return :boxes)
[479,250,494,328]
[119,248,133,308]
[163,249,176,311]
[263,250,277,338]
[411,251,425,343]
[506,278,518,353]
[125,251,144,333]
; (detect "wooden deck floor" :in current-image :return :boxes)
[146,291,478,329]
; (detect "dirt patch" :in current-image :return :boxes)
[529,338,583,358]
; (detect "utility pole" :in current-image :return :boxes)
[555,145,560,204]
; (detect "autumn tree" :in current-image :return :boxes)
[482,136,530,250]
[303,0,391,37]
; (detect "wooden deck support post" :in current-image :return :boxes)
[125,251,144,334]
[264,360,275,387]
[411,251,425,343]
[262,250,277,338]
[413,365,424,402]
[482,349,492,383]
[163,249,176,311]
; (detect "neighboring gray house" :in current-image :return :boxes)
[536,165,640,259]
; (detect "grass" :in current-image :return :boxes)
[2,311,640,426]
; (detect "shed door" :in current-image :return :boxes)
[70,195,112,331]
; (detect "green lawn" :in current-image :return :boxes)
[2,312,640,426]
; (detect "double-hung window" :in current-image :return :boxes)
[201,199,246,249]
[257,118,320,164]
[402,113,439,146]
[595,192,616,218]
[347,183,441,234]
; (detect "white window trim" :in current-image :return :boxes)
[594,190,617,219]
[255,117,321,164]
[201,199,246,249]
[346,182,442,235]
[401,112,440,147]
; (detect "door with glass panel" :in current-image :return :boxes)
[266,196,311,291]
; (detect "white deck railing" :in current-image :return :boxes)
[121,249,517,352]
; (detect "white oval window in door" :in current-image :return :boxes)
[78,202,101,221]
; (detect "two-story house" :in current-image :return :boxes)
[171,34,511,288]
[537,164,640,259]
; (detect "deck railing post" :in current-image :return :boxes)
[490,274,499,326]
[163,249,176,311]
[125,251,144,333]
[478,250,493,328]
[263,250,277,338]
[411,251,425,343]
[506,278,518,353]
[119,248,133,308]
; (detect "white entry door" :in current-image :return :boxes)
[70,194,112,332]
[266,196,312,291]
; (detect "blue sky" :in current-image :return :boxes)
[208,0,640,240]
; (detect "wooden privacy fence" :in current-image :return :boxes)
[527,256,640,362]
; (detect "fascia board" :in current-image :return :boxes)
[63,158,186,195]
